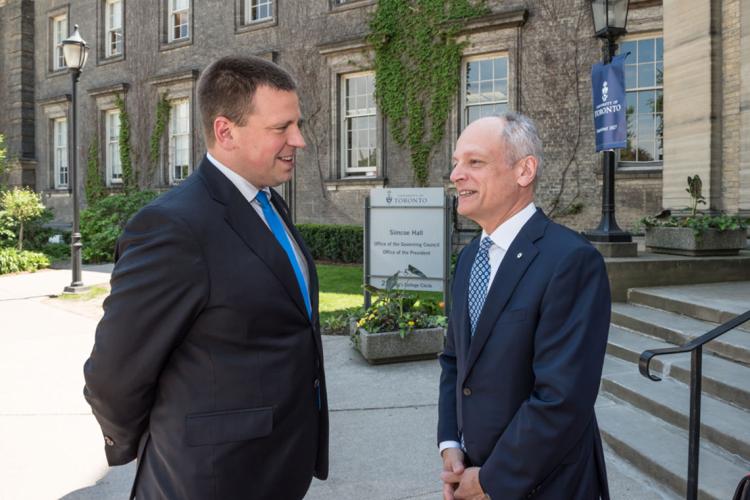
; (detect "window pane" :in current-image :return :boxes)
[656,38,663,62]
[638,62,655,88]
[637,91,654,114]
[620,40,637,59]
[637,141,655,161]
[479,59,492,80]
[637,114,655,139]
[656,62,663,85]
[638,39,654,63]
[624,64,636,89]
[493,58,507,79]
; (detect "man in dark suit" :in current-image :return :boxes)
[83,56,328,500]
[438,113,610,500]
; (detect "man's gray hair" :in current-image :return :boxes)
[498,112,544,180]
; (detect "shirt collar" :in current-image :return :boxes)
[483,202,537,251]
[206,152,270,204]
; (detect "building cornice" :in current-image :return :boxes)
[37,94,71,106]
[318,7,528,57]
[150,69,200,87]
[87,83,130,97]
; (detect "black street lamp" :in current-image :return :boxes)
[584,0,632,243]
[62,25,89,293]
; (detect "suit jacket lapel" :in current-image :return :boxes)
[198,158,310,321]
[459,211,548,387]
[452,239,476,356]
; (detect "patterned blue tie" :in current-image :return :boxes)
[255,191,312,319]
[468,236,493,336]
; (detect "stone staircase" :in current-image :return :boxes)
[597,282,750,499]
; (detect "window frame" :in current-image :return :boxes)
[245,0,273,24]
[163,0,192,47]
[460,52,510,131]
[50,12,68,73]
[53,117,69,190]
[104,0,124,59]
[339,71,378,178]
[168,98,191,184]
[105,109,123,186]
[617,33,664,169]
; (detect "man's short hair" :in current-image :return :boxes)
[498,112,544,180]
[197,56,297,145]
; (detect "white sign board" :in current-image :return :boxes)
[368,188,446,292]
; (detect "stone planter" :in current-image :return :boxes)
[351,324,445,365]
[645,227,746,256]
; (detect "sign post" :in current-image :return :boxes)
[364,188,452,313]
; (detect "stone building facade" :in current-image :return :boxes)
[0,0,748,232]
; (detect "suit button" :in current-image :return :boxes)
[104,436,115,446]
[463,387,472,396]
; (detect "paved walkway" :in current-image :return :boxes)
[0,267,672,499]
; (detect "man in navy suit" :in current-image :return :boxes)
[84,56,328,499]
[438,113,610,500]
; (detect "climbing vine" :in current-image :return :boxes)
[149,93,171,183]
[369,0,487,186]
[84,137,105,204]
[114,94,135,190]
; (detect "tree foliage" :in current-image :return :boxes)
[0,188,46,250]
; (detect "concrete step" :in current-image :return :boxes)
[597,395,750,500]
[611,302,750,365]
[601,363,750,460]
[607,325,671,366]
[627,282,750,333]
[605,327,750,410]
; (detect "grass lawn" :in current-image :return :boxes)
[317,264,363,332]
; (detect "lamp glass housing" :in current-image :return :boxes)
[61,25,89,70]
[591,0,629,37]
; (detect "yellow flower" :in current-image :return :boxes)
[357,318,365,327]
[408,320,415,327]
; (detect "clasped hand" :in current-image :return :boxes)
[440,448,487,500]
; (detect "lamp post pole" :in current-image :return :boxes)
[61,25,88,293]
[584,34,631,243]
[65,66,83,292]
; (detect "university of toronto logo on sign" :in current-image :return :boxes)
[601,81,609,103]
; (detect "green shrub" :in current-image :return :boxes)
[297,224,363,263]
[40,242,70,261]
[80,191,159,263]
[0,188,46,250]
[0,248,50,275]
[0,210,15,247]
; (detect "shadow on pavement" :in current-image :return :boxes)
[60,463,136,499]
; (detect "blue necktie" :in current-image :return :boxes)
[255,191,312,319]
[468,236,493,336]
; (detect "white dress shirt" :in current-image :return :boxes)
[439,202,537,454]
[207,152,309,290]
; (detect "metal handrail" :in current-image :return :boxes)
[639,309,750,500]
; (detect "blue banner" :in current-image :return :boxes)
[591,53,629,152]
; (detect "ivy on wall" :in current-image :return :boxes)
[369,0,487,186]
[114,94,135,190]
[149,93,171,184]
[84,137,105,204]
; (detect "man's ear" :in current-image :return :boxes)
[212,116,235,151]
[516,155,537,188]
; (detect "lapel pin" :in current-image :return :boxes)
[516,252,523,259]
